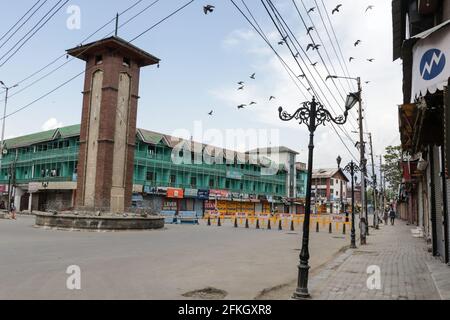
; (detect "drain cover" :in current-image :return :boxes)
[182,287,228,300]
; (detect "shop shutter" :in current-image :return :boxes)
[433,146,445,261]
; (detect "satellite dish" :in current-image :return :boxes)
[2,149,7,155]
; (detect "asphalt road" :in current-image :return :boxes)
[0,216,352,300]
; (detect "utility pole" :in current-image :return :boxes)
[368,133,378,229]
[357,77,368,239]
[379,155,385,213]
[0,82,18,183]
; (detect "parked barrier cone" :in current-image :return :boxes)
[329,222,332,234]
[234,218,238,228]
[267,218,271,230]
[256,219,260,229]
[290,220,295,231]
[343,223,346,235]
[207,216,211,226]
[245,218,249,229]
[278,219,282,231]
[316,221,319,233]
[218,216,221,227]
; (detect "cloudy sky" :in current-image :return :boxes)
[0,0,402,170]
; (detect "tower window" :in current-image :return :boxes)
[95,55,103,65]
[123,57,131,67]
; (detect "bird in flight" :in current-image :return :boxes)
[237,104,246,109]
[278,40,285,46]
[367,58,375,62]
[294,53,300,58]
[307,7,315,13]
[250,73,256,79]
[365,5,374,13]
[354,40,362,46]
[203,5,215,15]
[249,102,257,105]
[311,62,318,67]
[307,27,314,35]
[349,57,355,62]
[365,81,371,84]
[269,96,276,101]
[306,43,320,51]
[238,81,244,85]
[332,4,342,15]
[208,110,213,116]
[298,74,306,79]
[238,86,244,90]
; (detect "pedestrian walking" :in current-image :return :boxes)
[10,201,16,220]
[389,205,396,225]
[383,208,389,225]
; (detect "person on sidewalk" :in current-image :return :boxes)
[389,205,396,225]
[10,201,16,220]
[383,208,389,225]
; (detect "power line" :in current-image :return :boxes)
[0,0,48,50]
[0,0,148,97]
[259,0,359,163]
[0,0,69,67]
[268,0,359,132]
[240,0,309,99]
[264,0,359,139]
[1,0,192,121]
[1,0,162,102]
[318,0,355,91]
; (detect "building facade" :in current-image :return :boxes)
[311,168,349,214]
[394,0,450,264]
[0,125,308,217]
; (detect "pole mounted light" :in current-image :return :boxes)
[278,96,355,300]
[343,161,360,249]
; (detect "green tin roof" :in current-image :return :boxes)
[4,128,57,149]
[137,128,165,145]
[58,124,80,138]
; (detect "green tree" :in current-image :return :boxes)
[382,145,403,195]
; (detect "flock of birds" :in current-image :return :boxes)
[203,3,376,116]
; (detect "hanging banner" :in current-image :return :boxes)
[412,24,450,100]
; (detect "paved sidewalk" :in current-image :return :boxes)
[309,220,443,300]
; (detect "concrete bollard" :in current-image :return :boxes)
[218,216,221,227]
[329,222,332,234]
[234,217,238,228]
[256,218,260,229]
[245,218,249,229]
[343,223,346,235]
[267,218,271,230]
[316,221,320,232]
[290,220,295,231]
[207,216,211,226]
[278,219,282,231]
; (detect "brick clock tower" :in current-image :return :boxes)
[67,36,159,214]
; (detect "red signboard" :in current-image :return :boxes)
[167,188,184,199]
[209,189,229,198]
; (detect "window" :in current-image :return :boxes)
[148,145,156,156]
[170,175,176,185]
[146,171,154,182]
[95,55,103,65]
[225,179,230,189]
[190,177,197,187]
[209,178,215,188]
[123,57,130,67]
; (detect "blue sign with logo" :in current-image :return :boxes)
[420,48,446,81]
[197,189,210,200]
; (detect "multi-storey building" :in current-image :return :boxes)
[394,0,450,263]
[0,125,307,217]
[311,168,349,214]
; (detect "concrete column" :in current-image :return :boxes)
[14,187,24,212]
[28,193,33,213]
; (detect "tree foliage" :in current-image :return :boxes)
[382,145,403,194]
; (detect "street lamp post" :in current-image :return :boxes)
[343,161,360,249]
[336,155,346,221]
[0,81,18,203]
[279,96,354,299]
